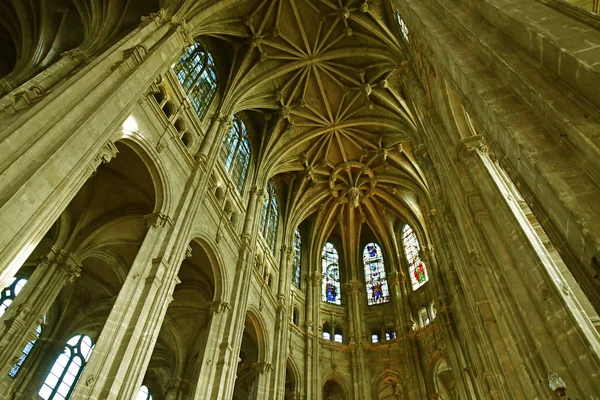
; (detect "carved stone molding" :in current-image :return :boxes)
[171,17,194,47]
[58,254,83,283]
[61,47,90,62]
[144,212,173,229]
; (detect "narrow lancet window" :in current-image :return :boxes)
[220,115,251,193]
[322,242,341,305]
[9,324,42,378]
[292,228,302,288]
[260,182,279,254]
[363,243,390,305]
[173,42,218,119]
[395,10,410,41]
[402,224,429,290]
[39,334,94,400]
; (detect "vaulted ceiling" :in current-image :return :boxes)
[190,0,431,244]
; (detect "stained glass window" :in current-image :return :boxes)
[0,276,27,316]
[220,116,251,193]
[260,182,279,254]
[9,323,42,378]
[136,385,153,400]
[38,334,94,400]
[292,228,302,288]
[395,10,409,41]
[321,242,341,305]
[402,225,429,290]
[363,243,390,305]
[173,42,218,119]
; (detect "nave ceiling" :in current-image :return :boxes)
[189,0,431,244]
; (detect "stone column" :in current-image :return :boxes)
[188,301,232,399]
[345,279,371,399]
[305,272,321,400]
[0,16,187,290]
[0,248,81,393]
[269,245,294,399]
[71,212,176,399]
[208,186,262,400]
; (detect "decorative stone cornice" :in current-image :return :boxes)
[144,212,173,229]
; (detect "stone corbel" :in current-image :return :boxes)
[208,301,231,315]
[185,245,193,259]
[87,141,119,176]
[251,362,273,374]
[144,212,174,229]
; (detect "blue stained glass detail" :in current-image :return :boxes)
[363,243,390,306]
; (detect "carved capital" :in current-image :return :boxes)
[140,8,167,26]
[185,245,193,259]
[171,17,194,47]
[61,47,90,62]
[252,362,273,374]
[387,270,400,287]
[88,141,119,176]
[456,135,487,162]
[345,280,362,295]
[58,255,83,283]
[144,212,173,229]
[209,301,231,315]
[309,272,323,287]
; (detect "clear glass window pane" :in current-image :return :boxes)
[334,334,343,343]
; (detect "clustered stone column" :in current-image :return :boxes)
[0,248,81,389]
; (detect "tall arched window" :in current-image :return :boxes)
[260,182,279,254]
[136,385,153,400]
[0,276,27,316]
[395,9,410,41]
[292,228,302,288]
[173,41,218,119]
[9,323,42,378]
[402,224,429,290]
[322,242,341,305]
[39,334,94,400]
[220,116,251,193]
[363,243,390,305]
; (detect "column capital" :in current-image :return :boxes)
[87,141,119,176]
[456,135,488,162]
[208,301,231,315]
[345,280,362,295]
[387,270,401,287]
[251,362,273,374]
[308,272,322,287]
[58,255,83,283]
[140,8,167,26]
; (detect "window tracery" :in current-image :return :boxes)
[363,243,390,305]
[292,228,302,288]
[39,334,94,400]
[220,115,251,193]
[402,225,429,290]
[0,276,27,316]
[260,182,279,254]
[321,242,341,305]
[173,41,217,119]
